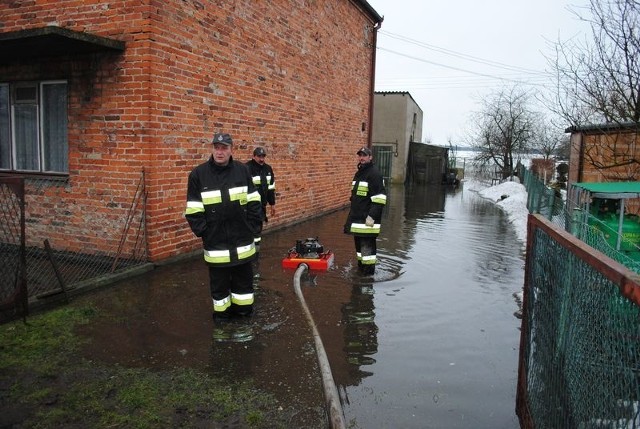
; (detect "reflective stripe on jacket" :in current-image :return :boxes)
[344,161,387,237]
[246,159,276,211]
[185,156,263,266]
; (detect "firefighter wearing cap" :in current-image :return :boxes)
[245,146,276,252]
[185,132,263,320]
[343,146,387,275]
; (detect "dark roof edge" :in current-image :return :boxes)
[565,121,640,134]
[353,0,383,24]
[0,26,125,51]
[375,91,420,109]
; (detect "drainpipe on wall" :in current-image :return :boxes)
[367,19,383,148]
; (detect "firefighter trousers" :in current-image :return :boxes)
[208,262,254,318]
[354,235,377,275]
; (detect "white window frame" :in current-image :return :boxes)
[0,80,68,174]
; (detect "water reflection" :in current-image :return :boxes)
[338,183,449,383]
[78,181,522,428]
[342,282,377,371]
[337,182,522,429]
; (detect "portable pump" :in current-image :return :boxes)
[282,237,334,271]
[295,237,324,258]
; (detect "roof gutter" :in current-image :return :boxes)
[352,0,383,23]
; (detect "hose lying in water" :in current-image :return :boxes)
[293,263,346,429]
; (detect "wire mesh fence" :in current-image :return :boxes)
[0,172,149,320]
[518,164,640,275]
[511,162,640,428]
[517,214,640,428]
[0,176,28,319]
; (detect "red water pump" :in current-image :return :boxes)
[281,237,334,271]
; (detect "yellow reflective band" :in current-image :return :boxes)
[254,236,262,244]
[185,200,204,215]
[268,183,275,190]
[237,243,256,260]
[247,190,261,203]
[231,292,254,305]
[350,223,380,234]
[204,249,231,264]
[356,181,369,194]
[229,186,248,203]
[213,296,231,312]
[361,255,377,265]
[356,252,362,261]
[201,190,222,205]
[252,175,261,185]
[371,194,387,205]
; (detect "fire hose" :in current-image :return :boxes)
[293,263,346,429]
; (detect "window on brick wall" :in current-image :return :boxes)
[0,81,68,174]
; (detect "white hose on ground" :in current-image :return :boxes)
[293,263,346,429]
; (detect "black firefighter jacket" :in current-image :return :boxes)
[185,156,263,266]
[245,159,276,221]
[344,161,387,236]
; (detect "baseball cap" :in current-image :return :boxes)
[212,133,233,145]
[253,147,267,156]
[356,147,372,156]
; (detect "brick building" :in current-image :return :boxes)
[566,122,640,185]
[371,91,423,184]
[0,0,383,266]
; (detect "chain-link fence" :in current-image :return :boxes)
[518,163,640,275]
[0,172,149,320]
[517,214,640,428]
[513,163,640,428]
[0,176,28,320]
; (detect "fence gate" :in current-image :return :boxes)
[0,171,150,322]
[372,145,393,183]
[0,176,28,320]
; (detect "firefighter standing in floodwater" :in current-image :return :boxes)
[185,132,263,320]
[343,146,387,275]
[245,146,276,252]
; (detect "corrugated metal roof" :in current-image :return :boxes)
[565,122,639,134]
[374,91,419,107]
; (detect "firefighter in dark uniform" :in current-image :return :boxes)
[185,132,263,320]
[343,146,387,275]
[245,146,276,252]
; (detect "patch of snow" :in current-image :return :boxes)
[464,178,529,244]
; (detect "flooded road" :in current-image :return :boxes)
[80,182,524,428]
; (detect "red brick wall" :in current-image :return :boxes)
[569,129,640,184]
[0,0,377,261]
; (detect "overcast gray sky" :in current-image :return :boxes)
[366,0,590,146]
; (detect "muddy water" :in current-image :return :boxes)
[81,182,523,428]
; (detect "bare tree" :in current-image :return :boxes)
[555,134,571,160]
[550,0,640,125]
[547,0,640,179]
[531,121,565,160]
[470,87,538,178]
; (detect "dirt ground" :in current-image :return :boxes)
[0,280,328,429]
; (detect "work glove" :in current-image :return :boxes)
[365,215,375,227]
